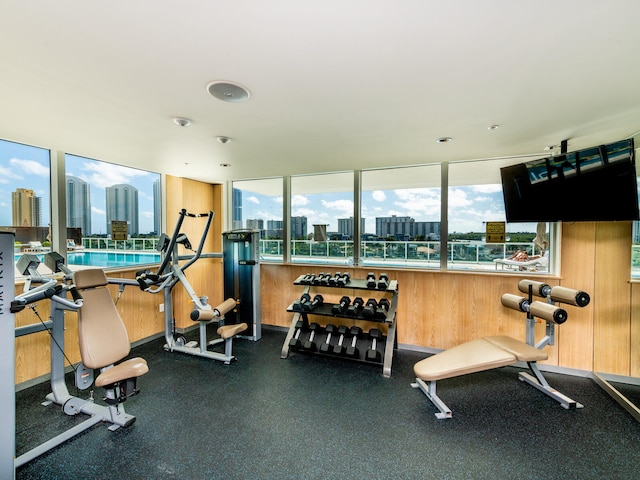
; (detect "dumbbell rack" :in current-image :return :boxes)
[280,274,398,378]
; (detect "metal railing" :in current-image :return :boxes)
[259,238,545,270]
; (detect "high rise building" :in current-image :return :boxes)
[106,184,139,236]
[338,217,366,239]
[376,215,440,240]
[266,220,283,239]
[153,178,161,235]
[232,188,243,230]
[12,188,41,227]
[66,176,92,236]
[291,216,307,239]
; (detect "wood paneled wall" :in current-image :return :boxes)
[14,175,640,385]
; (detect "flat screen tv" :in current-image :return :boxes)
[501,138,639,222]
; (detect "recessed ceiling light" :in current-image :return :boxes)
[220,163,231,167]
[173,117,192,127]
[436,137,453,143]
[216,136,232,144]
[207,81,251,103]
[544,145,558,151]
[488,124,500,131]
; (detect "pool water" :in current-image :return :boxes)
[16,251,161,268]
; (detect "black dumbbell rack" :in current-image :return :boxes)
[280,274,398,378]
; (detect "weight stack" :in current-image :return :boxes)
[222,230,261,341]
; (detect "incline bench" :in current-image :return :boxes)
[411,280,590,419]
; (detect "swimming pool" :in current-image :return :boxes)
[15,251,161,268]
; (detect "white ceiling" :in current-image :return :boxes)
[2,1,640,186]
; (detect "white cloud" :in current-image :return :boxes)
[92,206,105,215]
[321,198,353,216]
[0,164,23,183]
[472,184,503,194]
[79,161,150,189]
[372,190,386,202]
[247,196,260,204]
[9,158,49,177]
[291,194,309,207]
[293,208,315,216]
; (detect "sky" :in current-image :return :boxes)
[0,139,159,235]
[239,184,534,235]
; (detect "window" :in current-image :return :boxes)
[361,165,441,267]
[64,154,161,268]
[231,177,284,261]
[290,172,354,264]
[0,138,51,257]
[448,158,551,272]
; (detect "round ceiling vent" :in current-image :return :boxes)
[207,81,250,103]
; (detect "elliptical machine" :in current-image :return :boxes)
[135,209,247,364]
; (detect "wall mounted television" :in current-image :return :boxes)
[501,138,639,222]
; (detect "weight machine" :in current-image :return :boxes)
[136,209,247,364]
[12,252,148,467]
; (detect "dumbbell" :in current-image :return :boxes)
[345,326,363,358]
[313,273,326,285]
[332,325,350,355]
[328,272,342,286]
[361,298,378,319]
[374,298,390,320]
[292,293,311,312]
[302,294,324,312]
[377,273,389,290]
[346,297,364,316]
[366,272,377,289]
[300,273,315,285]
[337,272,351,286]
[331,295,351,315]
[320,273,331,285]
[319,324,336,353]
[365,328,383,362]
[289,320,305,349]
[302,323,321,351]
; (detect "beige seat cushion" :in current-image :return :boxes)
[217,323,248,339]
[414,338,516,381]
[484,335,548,362]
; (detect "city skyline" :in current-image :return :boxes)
[0,139,160,235]
[236,185,537,236]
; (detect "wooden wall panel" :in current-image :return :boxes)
[558,222,596,371]
[593,221,632,374]
[631,283,640,378]
[165,176,224,330]
[15,172,639,384]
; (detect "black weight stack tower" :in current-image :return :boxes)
[222,230,261,341]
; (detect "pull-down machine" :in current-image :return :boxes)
[136,209,247,364]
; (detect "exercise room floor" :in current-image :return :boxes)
[15,327,640,479]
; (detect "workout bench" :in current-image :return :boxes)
[412,280,590,419]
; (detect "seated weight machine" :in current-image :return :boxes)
[412,279,590,419]
[12,253,148,467]
[135,209,247,364]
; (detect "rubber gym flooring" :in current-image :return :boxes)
[15,327,640,479]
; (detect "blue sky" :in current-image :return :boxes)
[239,184,533,235]
[0,139,159,234]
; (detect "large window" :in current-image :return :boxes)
[64,154,162,268]
[231,177,284,261]
[361,165,441,267]
[0,138,51,254]
[290,172,354,264]
[448,158,551,272]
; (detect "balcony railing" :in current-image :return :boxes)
[68,237,640,276]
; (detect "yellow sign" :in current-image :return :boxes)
[485,221,506,243]
[111,221,128,241]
